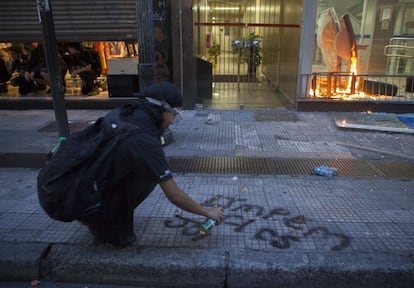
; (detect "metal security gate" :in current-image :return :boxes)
[0,0,137,42]
[193,0,302,109]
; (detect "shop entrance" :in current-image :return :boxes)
[193,0,302,109]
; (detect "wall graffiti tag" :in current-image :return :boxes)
[154,48,170,81]
[163,195,351,251]
[153,0,172,81]
[153,0,167,23]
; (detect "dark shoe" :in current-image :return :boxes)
[19,80,35,95]
[87,87,99,96]
[94,233,137,248]
[116,233,137,247]
[88,224,137,248]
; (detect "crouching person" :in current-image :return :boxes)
[67,42,102,96]
[85,81,224,246]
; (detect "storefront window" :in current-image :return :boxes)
[308,0,414,101]
[0,41,138,97]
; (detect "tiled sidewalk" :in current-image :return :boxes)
[1,168,413,254]
[0,109,413,286]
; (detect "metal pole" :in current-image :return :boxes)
[136,0,155,91]
[36,0,69,137]
[179,0,184,95]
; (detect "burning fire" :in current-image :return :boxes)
[345,55,357,93]
[308,55,369,100]
[309,11,375,100]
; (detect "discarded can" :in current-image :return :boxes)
[199,218,217,235]
[313,165,338,177]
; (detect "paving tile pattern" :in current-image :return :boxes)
[0,109,413,257]
[0,169,413,254]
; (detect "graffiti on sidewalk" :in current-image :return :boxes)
[163,195,351,251]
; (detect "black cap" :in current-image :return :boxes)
[143,81,183,108]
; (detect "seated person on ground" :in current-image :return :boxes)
[20,42,67,95]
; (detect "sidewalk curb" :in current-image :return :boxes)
[40,244,227,287]
[228,250,414,288]
[0,242,49,281]
[2,242,413,287]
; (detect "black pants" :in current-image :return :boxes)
[79,70,99,94]
[86,176,157,246]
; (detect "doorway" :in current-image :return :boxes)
[192,0,302,109]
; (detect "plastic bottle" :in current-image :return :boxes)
[48,136,66,159]
[199,218,217,235]
[313,165,339,177]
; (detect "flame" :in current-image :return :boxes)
[345,55,358,93]
[309,88,320,97]
[309,53,363,100]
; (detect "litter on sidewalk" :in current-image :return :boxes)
[313,165,339,177]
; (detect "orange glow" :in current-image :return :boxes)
[308,52,367,100]
[346,55,358,92]
[309,88,320,97]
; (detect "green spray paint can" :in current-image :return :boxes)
[199,218,217,235]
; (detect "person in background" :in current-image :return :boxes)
[23,42,48,92]
[23,42,67,95]
[0,45,29,95]
[67,42,102,96]
[84,81,225,247]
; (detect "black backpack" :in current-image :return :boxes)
[37,105,141,222]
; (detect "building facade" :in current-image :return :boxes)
[0,0,412,111]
